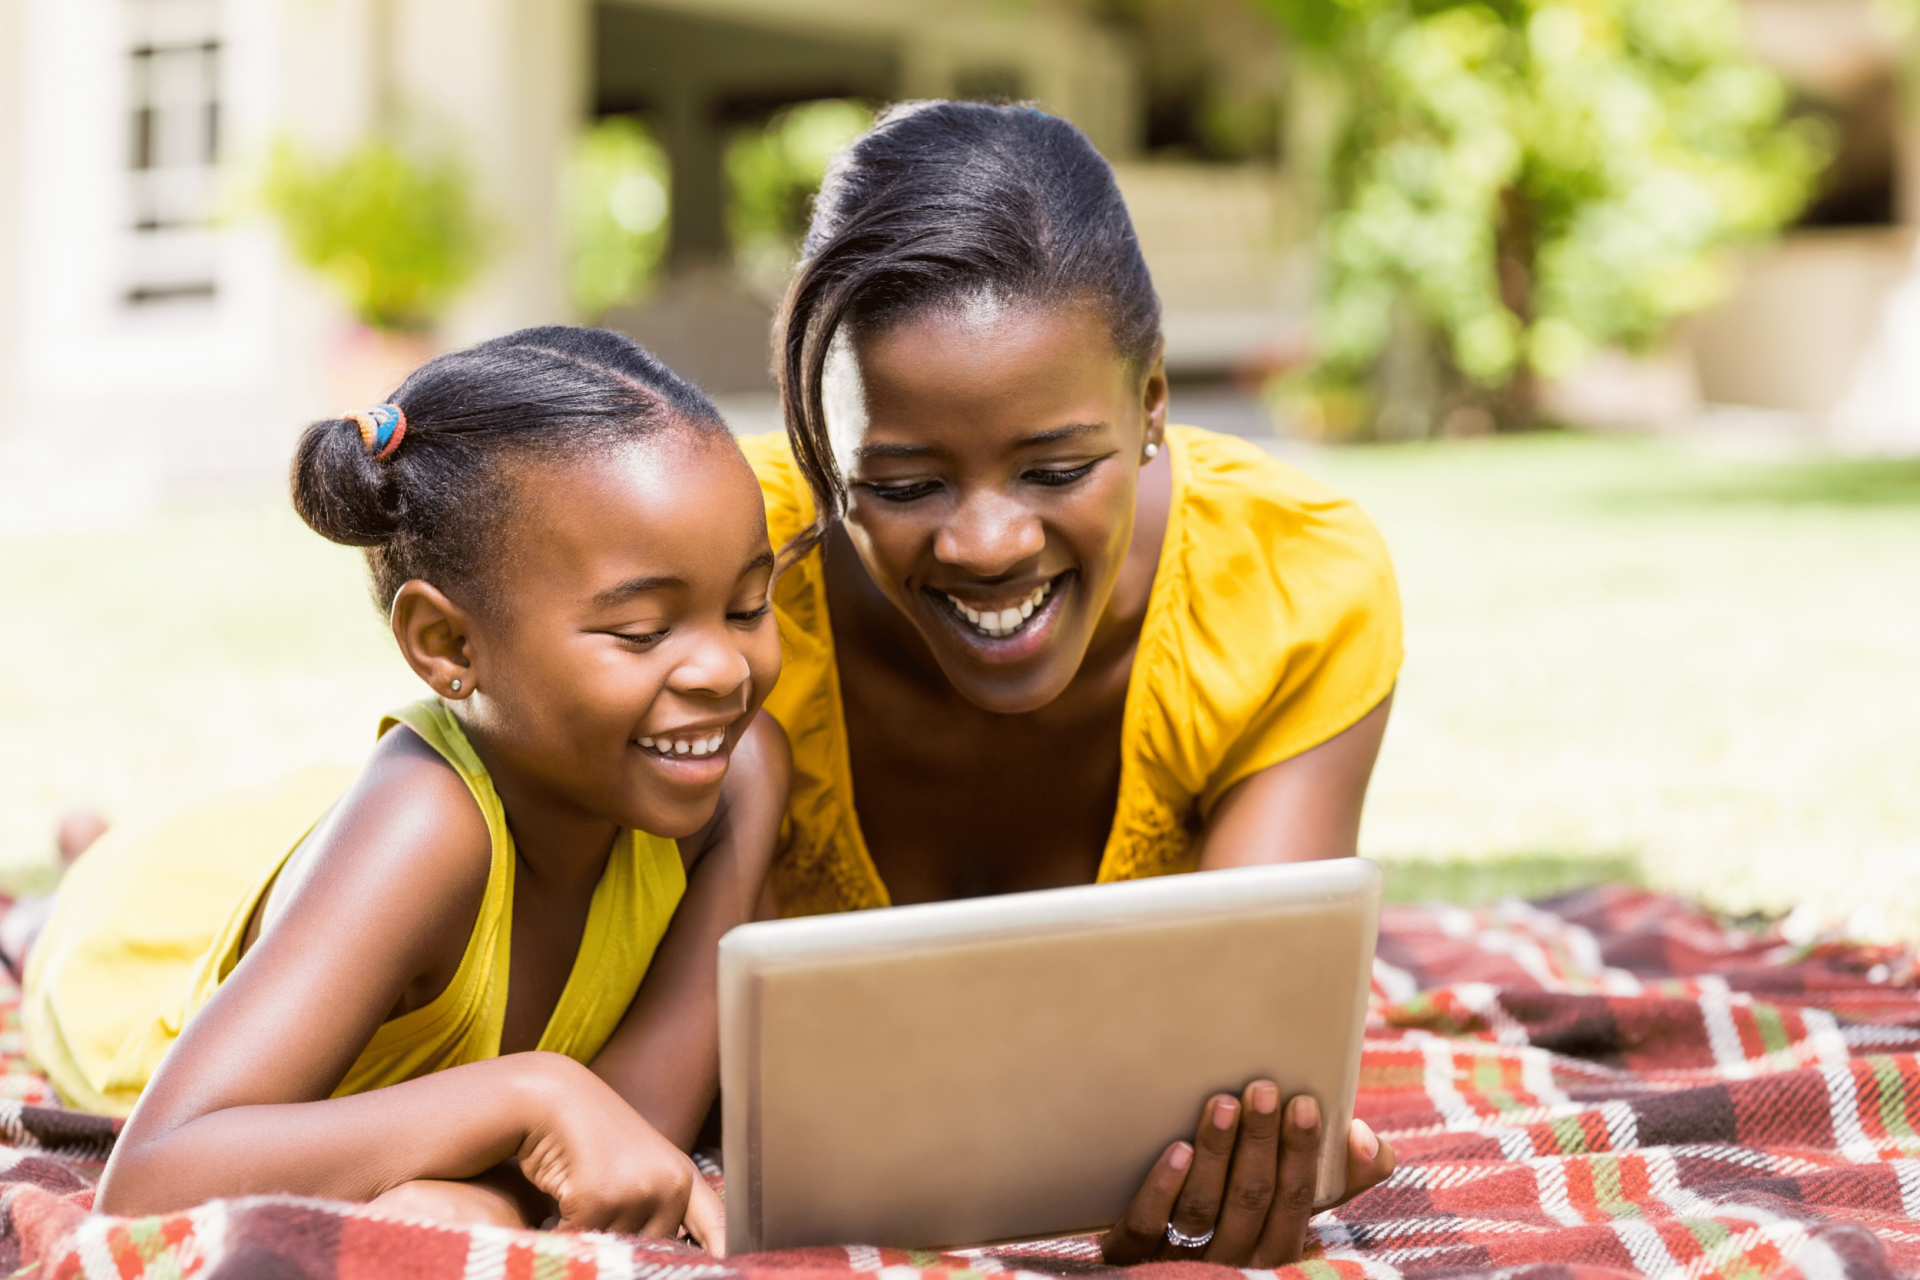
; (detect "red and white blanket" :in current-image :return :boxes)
[0,886,1915,1280]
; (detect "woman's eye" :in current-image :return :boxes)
[864,479,941,503]
[1026,463,1095,487]
[728,603,773,624]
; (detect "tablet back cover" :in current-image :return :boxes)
[721,859,1381,1253]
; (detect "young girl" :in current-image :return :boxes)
[748,101,1399,1264]
[23,326,787,1244]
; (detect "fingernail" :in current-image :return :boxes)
[1251,1082,1279,1115]
[1352,1118,1379,1161]
[1170,1142,1193,1171]
[1213,1097,1239,1129]
[1291,1095,1319,1130]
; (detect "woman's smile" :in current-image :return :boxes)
[922,570,1075,665]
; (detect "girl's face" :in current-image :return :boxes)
[442,430,780,839]
[837,300,1166,714]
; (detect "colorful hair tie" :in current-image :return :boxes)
[347,405,408,463]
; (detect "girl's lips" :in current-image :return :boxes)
[633,741,731,786]
[921,572,1073,666]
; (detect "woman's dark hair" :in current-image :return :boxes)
[291,325,726,614]
[777,101,1162,545]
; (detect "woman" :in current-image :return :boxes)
[740,101,1402,1265]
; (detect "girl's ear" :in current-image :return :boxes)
[1141,342,1169,463]
[391,580,479,700]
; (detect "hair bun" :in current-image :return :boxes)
[290,415,404,547]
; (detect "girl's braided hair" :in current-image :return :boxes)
[291,325,726,614]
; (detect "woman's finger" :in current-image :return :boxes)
[1251,1095,1324,1267]
[684,1174,727,1255]
[1099,1141,1193,1265]
[1204,1081,1281,1263]
[1163,1094,1241,1256]
[1335,1119,1396,1205]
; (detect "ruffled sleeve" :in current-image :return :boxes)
[1098,427,1402,881]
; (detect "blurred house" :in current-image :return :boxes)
[1,0,1916,513]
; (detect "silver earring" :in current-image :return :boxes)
[450,679,462,693]
[1143,441,1160,459]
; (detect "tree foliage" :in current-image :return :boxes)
[1257,0,1829,413]
[262,138,487,334]
[565,117,671,319]
[725,100,874,295]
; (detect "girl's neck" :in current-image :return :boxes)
[456,713,623,891]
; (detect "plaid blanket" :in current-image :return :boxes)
[0,886,1914,1280]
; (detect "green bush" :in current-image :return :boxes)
[262,137,487,334]
[566,116,671,320]
[725,100,873,294]
[1258,0,1830,427]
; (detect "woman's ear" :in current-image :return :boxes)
[1141,342,1169,464]
[391,580,479,700]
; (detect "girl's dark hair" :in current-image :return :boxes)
[291,325,726,614]
[777,101,1162,545]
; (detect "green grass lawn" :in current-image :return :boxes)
[3,433,1916,931]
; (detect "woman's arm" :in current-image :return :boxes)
[1103,692,1397,1266]
[98,732,716,1241]
[1197,691,1393,869]
[591,711,791,1147]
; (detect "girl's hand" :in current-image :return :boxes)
[514,1054,726,1250]
[1100,1081,1394,1266]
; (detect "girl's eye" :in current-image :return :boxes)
[864,479,941,503]
[728,603,773,625]
[614,629,668,648]
[1026,462,1096,487]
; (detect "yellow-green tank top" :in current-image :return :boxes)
[24,700,687,1117]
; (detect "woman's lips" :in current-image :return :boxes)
[922,572,1072,665]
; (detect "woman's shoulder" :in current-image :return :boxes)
[737,430,816,549]
[1142,426,1401,801]
[1166,425,1397,617]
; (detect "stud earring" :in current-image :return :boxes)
[1143,441,1160,460]
[450,679,462,693]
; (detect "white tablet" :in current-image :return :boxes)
[719,858,1382,1253]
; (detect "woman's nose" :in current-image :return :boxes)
[933,487,1045,577]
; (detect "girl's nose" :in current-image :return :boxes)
[668,630,754,702]
[933,488,1045,577]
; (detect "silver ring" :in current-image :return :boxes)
[1165,1223,1214,1250]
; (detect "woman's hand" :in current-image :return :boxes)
[514,1054,725,1251]
[1100,1081,1394,1266]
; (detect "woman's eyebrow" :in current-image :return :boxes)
[591,574,687,608]
[855,422,1106,463]
[1019,423,1106,446]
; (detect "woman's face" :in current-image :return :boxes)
[836,299,1166,714]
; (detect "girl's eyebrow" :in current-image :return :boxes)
[591,552,773,609]
[591,574,686,608]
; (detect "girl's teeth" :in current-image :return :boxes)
[639,732,727,757]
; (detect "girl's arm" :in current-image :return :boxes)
[98,731,716,1241]
[590,710,791,1146]
[1195,691,1393,869]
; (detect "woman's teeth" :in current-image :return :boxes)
[636,732,727,758]
[943,581,1052,639]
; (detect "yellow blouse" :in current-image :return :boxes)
[738,424,1403,918]
[24,700,687,1116]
